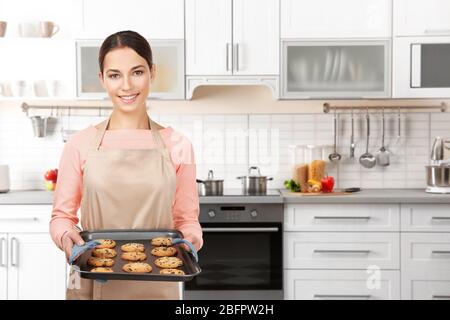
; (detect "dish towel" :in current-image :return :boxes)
[172,238,199,262]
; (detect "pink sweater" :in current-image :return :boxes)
[49,124,203,251]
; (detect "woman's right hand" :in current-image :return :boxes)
[61,230,85,261]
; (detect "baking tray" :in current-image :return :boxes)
[72,229,201,282]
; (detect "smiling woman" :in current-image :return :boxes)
[49,31,202,300]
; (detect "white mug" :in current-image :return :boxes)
[40,21,59,38]
[11,80,30,97]
[0,165,10,193]
[47,80,63,97]
[34,80,49,97]
[18,22,40,37]
[0,21,7,37]
[0,81,13,97]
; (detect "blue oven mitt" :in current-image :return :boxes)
[172,238,199,262]
[69,240,107,284]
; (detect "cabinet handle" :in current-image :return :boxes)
[313,250,371,254]
[0,237,7,267]
[424,29,450,35]
[235,43,240,71]
[314,216,371,220]
[431,251,450,255]
[432,295,450,299]
[0,217,39,221]
[226,43,231,71]
[10,237,18,267]
[431,217,450,221]
[314,294,371,299]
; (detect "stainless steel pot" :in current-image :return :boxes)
[426,165,450,187]
[237,166,273,195]
[196,170,223,196]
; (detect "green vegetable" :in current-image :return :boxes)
[284,179,301,192]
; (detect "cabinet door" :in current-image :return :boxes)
[0,234,7,300]
[402,271,450,300]
[82,0,184,39]
[394,0,450,36]
[401,204,450,232]
[285,270,400,300]
[281,0,391,38]
[7,233,66,300]
[233,0,279,75]
[186,0,232,75]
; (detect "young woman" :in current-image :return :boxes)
[50,30,202,300]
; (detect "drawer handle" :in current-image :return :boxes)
[0,237,7,267]
[313,250,371,254]
[431,217,450,221]
[314,294,371,299]
[432,251,450,255]
[0,217,39,221]
[424,29,450,35]
[314,216,371,220]
[432,295,450,299]
[10,237,18,267]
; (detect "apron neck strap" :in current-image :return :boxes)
[90,116,166,150]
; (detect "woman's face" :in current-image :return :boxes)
[99,46,155,113]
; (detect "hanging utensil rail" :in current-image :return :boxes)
[323,102,447,113]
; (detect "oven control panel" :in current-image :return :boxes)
[200,204,283,223]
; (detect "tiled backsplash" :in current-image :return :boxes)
[1,105,450,190]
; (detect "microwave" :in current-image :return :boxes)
[394,36,450,98]
[76,39,185,99]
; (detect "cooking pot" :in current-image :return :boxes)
[426,165,450,188]
[237,166,273,195]
[196,170,223,196]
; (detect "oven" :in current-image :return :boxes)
[184,202,283,300]
[394,36,450,98]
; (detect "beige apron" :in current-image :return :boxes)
[66,116,181,300]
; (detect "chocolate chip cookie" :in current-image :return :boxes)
[151,237,173,246]
[121,251,147,261]
[90,267,113,273]
[95,239,116,249]
[121,243,145,252]
[92,248,117,258]
[154,256,183,269]
[151,246,178,257]
[159,268,185,275]
[87,257,115,267]
[122,262,152,273]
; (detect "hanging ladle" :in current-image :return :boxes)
[328,107,342,162]
[376,107,390,166]
[359,108,376,168]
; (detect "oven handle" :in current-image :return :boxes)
[202,227,279,233]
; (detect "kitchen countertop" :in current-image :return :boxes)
[0,189,449,206]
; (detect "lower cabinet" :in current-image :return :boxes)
[284,270,400,300]
[0,205,66,300]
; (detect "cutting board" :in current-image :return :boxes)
[288,191,351,196]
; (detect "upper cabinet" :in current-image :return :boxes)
[80,0,184,39]
[185,0,280,99]
[186,0,279,75]
[281,0,392,39]
[394,0,450,37]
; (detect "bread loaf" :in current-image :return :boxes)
[308,160,326,182]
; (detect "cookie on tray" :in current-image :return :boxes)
[159,268,185,275]
[154,256,183,269]
[121,251,147,261]
[121,243,145,252]
[151,237,173,246]
[90,267,113,273]
[95,239,116,249]
[92,248,117,258]
[151,246,178,257]
[87,257,115,267]
[122,262,152,273]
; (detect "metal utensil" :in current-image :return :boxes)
[376,108,390,166]
[431,136,444,163]
[359,109,376,168]
[328,107,342,162]
[350,108,355,158]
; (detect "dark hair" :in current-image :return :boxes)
[98,30,153,74]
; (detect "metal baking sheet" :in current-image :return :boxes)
[72,229,201,282]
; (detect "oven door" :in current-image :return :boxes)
[184,222,283,300]
[394,36,450,98]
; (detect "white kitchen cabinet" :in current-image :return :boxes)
[281,0,392,39]
[185,0,279,75]
[284,232,399,270]
[0,233,7,300]
[0,205,66,300]
[394,0,450,37]
[281,40,391,98]
[402,271,450,300]
[401,204,450,232]
[80,0,184,39]
[284,203,400,232]
[284,270,400,300]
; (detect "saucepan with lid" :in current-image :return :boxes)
[196,170,224,196]
[237,166,273,195]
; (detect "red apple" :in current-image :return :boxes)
[44,169,58,183]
